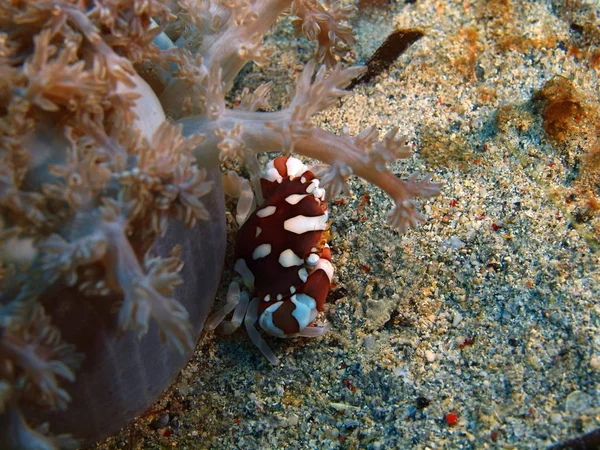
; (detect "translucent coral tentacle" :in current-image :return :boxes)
[100,210,193,354]
[245,298,280,365]
[0,405,79,450]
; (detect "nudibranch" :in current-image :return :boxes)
[206,156,334,364]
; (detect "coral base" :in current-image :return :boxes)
[23,167,226,445]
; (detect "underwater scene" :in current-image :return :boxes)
[1,0,599,449]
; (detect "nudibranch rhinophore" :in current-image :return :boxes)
[206,156,334,364]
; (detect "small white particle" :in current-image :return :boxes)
[277,294,282,300]
[452,311,463,327]
[264,294,271,302]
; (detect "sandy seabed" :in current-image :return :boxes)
[97,1,600,448]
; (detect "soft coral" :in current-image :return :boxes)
[0,0,439,445]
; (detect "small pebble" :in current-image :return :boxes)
[284,414,299,427]
[149,413,169,430]
[343,420,360,431]
[425,350,436,363]
[448,236,465,250]
[565,390,591,414]
[416,396,431,409]
[325,428,339,440]
[452,311,463,327]
[330,402,354,412]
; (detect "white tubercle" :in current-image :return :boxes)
[315,257,334,282]
[306,179,319,194]
[298,267,308,282]
[291,294,317,331]
[284,213,328,234]
[263,160,283,183]
[259,302,286,337]
[279,249,304,267]
[285,194,308,205]
[306,253,320,265]
[252,243,272,260]
[286,157,308,179]
[257,205,276,218]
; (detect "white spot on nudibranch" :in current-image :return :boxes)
[263,160,283,183]
[298,267,308,282]
[284,214,328,234]
[306,179,319,194]
[315,257,334,282]
[291,294,317,331]
[259,302,286,337]
[313,187,326,201]
[279,249,304,267]
[286,157,308,179]
[257,206,276,218]
[255,226,262,237]
[253,243,272,260]
[285,194,308,205]
[306,253,320,265]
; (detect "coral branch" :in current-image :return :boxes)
[180,61,440,232]
[100,200,194,354]
[38,232,107,286]
[289,60,366,119]
[0,304,81,411]
[291,0,356,66]
[0,405,78,450]
[117,121,212,235]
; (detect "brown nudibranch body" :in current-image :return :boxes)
[206,157,334,365]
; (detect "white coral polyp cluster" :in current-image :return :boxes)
[1,0,439,446]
